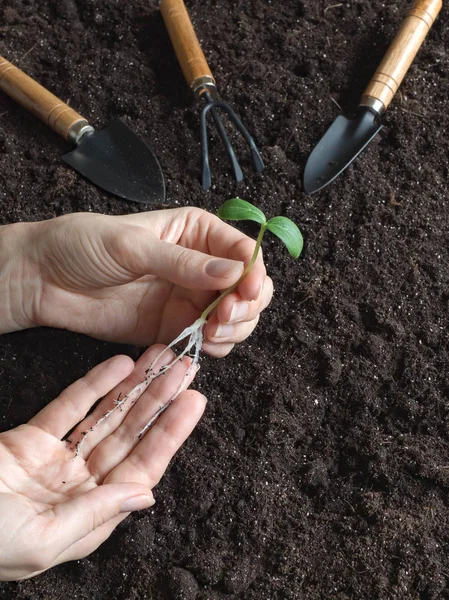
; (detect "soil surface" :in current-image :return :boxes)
[1,1,449,598]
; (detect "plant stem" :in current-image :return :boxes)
[201,222,267,321]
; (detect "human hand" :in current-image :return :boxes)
[0,346,205,581]
[1,207,273,357]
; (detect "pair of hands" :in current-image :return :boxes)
[0,207,273,580]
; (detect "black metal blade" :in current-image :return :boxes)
[63,119,165,204]
[303,108,382,195]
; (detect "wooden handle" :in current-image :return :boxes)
[160,0,216,96]
[361,0,442,114]
[0,56,87,140]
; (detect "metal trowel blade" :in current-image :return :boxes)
[63,119,165,204]
[303,109,382,195]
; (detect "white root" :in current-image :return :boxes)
[73,317,205,458]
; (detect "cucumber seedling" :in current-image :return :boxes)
[73,199,303,455]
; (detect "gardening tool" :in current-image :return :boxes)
[0,56,165,204]
[303,0,442,195]
[160,0,264,190]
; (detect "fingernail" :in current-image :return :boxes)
[121,495,155,513]
[206,259,244,279]
[215,323,234,338]
[230,302,248,322]
[248,279,264,302]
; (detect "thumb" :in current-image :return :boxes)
[41,483,154,555]
[109,226,245,290]
[149,239,245,290]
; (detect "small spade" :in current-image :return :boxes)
[303,0,442,195]
[0,56,165,204]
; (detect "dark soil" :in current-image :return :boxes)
[1,0,449,598]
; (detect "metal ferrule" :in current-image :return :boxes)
[359,97,386,118]
[192,76,217,100]
[67,119,95,144]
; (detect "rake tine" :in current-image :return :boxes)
[210,108,244,182]
[215,101,265,173]
[200,105,212,190]
[203,92,243,184]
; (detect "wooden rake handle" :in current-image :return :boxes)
[0,56,88,141]
[160,0,216,98]
[360,0,442,115]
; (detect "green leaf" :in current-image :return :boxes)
[218,198,267,225]
[266,216,303,258]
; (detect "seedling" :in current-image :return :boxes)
[73,199,303,456]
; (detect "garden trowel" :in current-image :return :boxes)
[303,0,442,195]
[0,56,165,203]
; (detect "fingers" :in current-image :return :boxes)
[117,208,268,297]
[217,276,273,325]
[85,352,198,481]
[106,225,246,291]
[37,483,153,563]
[28,356,135,439]
[105,389,206,489]
[226,237,267,302]
[68,344,183,459]
[205,315,260,356]
[152,240,245,291]
[201,341,235,358]
[54,390,206,565]
[183,209,268,303]
[203,276,273,350]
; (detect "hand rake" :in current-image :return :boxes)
[160,0,264,190]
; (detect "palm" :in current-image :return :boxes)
[0,424,96,512]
